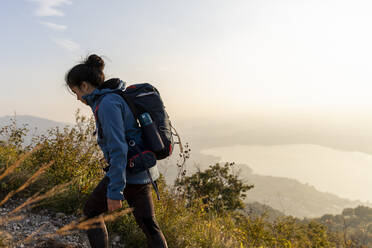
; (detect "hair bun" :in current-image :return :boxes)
[84,54,105,71]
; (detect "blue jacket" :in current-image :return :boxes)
[82,79,160,200]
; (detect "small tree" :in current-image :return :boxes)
[175,162,253,213]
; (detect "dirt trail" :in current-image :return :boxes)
[0,197,124,248]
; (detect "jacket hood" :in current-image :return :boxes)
[82,78,126,107]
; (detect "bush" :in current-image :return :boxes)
[0,110,105,214]
[175,162,254,214]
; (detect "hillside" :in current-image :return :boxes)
[0,115,71,146]
[236,164,371,218]
[0,113,368,247]
[2,115,370,219]
[159,160,371,218]
[316,205,372,246]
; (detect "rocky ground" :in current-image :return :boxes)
[0,197,125,248]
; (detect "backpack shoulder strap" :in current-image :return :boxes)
[114,91,140,118]
[93,94,109,139]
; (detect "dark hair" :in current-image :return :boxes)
[65,54,105,88]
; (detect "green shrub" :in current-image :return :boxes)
[0,110,105,214]
[175,162,254,214]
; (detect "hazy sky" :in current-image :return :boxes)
[2,0,372,124]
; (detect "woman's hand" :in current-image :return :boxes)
[107,198,122,212]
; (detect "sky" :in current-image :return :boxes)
[2,0,372,124]
[2,0,372,201]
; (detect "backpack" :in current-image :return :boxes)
[94,82,174,160]
[93,80,175,199]
[119,83,174,160]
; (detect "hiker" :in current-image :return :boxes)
[65,54,168,248]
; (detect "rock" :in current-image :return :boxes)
[12,223,20,230]
[56,212,66,218]
[35,238,83,248]
[113,235,121,242]
[0,197,92,247]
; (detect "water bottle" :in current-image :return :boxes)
[138,113,165,152]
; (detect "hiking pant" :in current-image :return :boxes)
[83,176,168,248]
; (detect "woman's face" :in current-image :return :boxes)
[69,81,95,105]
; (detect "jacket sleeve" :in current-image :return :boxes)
[98,94,128,200]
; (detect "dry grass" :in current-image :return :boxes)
[8,180,74,216]
[0,160,54,207]
[18,223,48,245]
[0,214,25,226]
[0,144,134,247]
[44,207,133,239]
[0,144,42,181]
